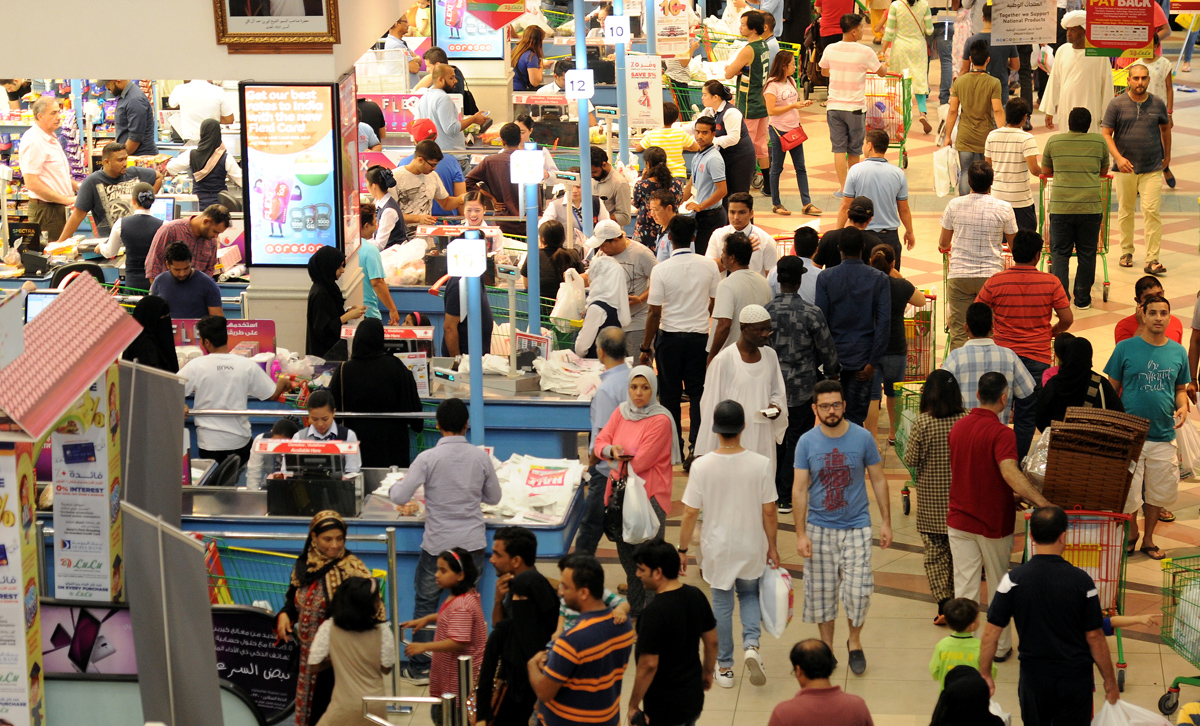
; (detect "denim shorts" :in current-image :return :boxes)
[870,354,907,401]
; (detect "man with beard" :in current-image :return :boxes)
[477,526,559,726]
[59,142,161,241]
[792,379,892,675]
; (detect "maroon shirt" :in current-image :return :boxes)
[948,408,1020,538]
[768,686,874,726]
[145,218,219,280]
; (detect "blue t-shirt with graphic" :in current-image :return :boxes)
[1103,336,1190,442]
[359,242,385,320]
[795,423,880,530]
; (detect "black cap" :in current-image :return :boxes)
[712,400,745,435]
[849,196,874,216]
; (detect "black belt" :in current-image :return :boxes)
[661,331,707,338]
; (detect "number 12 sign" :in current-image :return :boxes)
[564,69,596,100]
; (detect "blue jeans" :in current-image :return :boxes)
[1186,27,1200,63]
[574,466,608,556]
[957,151,985,196]
[1014,356,1049,464]
[934,22,954,106]
[1049,213,1102,307]
[840,368,874,427]
[768,126,812,208]
[712,578,761,668]
[410,548,486,672]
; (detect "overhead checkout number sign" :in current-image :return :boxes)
[1085,0,1155,57]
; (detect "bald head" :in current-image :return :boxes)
[597,326,626,365]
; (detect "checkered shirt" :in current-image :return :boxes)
[903,412,966,534]
[940,193,1018,279]
[940,339,1036,425]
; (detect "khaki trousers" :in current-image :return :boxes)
[948,526,1014,655]
[1114,170,1163,263]
[946,277,988,352]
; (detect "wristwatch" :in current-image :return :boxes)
[677,547,689,554]
[640,346,652,353]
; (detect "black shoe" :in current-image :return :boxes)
[994,649,1012,663]
[847,642,866,675]
[1022,119,1033,131]
[683,454,695,473]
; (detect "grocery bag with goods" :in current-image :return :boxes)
[1090,700,1170,726]
[759,566,794,638]
[620,465,659,545]
[1023,429,1051,491]
[549,269,586,332]
[381,239,428,286]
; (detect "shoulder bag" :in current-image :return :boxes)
[602,461,628,543]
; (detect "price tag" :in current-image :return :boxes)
[564,69,596,100]
[605,15,632,45]
[510,149,546,185]
[447,237,488,278]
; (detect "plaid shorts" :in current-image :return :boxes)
[802,524,874,627]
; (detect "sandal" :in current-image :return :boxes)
[773,205,792,216]
[919,114,932,135]
[1126,538,1139,556]
[886,437,896,446]
[1119,254,1134,268]
[1141,545,1167,560]
[1160,509,1177,523]
[802,203,823,216]
[933,613,947,626]
[1145,261,1167,275]
[1184,63,1193,72]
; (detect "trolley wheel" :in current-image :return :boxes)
[901,151,908,170]
[1103,286,1109,302]
[1160,691,1180,716]
[1118,669,1125,693]
[751,170,764,190]
[901,489,911,516]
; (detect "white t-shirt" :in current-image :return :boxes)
[818,41,882,112]
[706,223,779,277]
[680,449,775,590]
[168,81,235,142]
[392,166,449,217]
[984,126,1038,208]
[180,353,277,451]
[647,249,720,334]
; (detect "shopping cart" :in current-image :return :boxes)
[864,72,913,169]
[1036,174,1113,303]
[1158,555,1200,714]
[904,292,936,383]
[891,381,924,516]
[699,25,745,64]
[668,80,706,121]
[941,248,1014,359]
[1022,510,1134,692]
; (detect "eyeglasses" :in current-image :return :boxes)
[816,402,844,412]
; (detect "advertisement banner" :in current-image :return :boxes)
[41,603,137,676]
[52,365,123,602]
[241,83,342,266]
[1086,0,1155,57]
[656,16,691,58]
[627,56,665,128]
[434,0,506,59]
[173,319,276,354]
[0,443,43,726]
[338,72,361,258]
[991,0,1057,45]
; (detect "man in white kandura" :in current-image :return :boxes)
[1040,10,1112,134]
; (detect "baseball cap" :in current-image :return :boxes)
[585,219,624,249]
[711,400,745,436]
[410,118,437,143]
[849,196,874,217]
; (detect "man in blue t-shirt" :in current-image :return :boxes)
[148,242,222,320]
[357,242,400,325]
[792,379,891,676]
[1104,294,1190,560]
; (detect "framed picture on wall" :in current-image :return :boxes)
[214,0,340,53]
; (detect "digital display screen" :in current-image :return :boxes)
[240,83,342,266]
[24,291,58,324]
[434,0,506,60]
[149,196,176,222]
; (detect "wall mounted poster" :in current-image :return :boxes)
[1086,0,1155,57]
[434,0,507,59]
[991,0,1056,45]
[241,83,343,266]
[51,364,123,602]
[0,443,43,726]
[627,56,664,128]
[337,72,361,258]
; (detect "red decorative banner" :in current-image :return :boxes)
[465,0,525,30]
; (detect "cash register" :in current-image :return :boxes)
[257,439,365,517]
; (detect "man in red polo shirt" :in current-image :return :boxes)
[975,229,1072,461]
[1115,275,1184,345]
[948,371,1050,662]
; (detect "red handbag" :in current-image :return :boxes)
[779,126,808,152]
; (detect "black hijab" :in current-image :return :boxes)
[351,318,388,361]
[307,246,345,308]
[930,666,1004,726]
[1055,337,1095,402]
[190,118,224,176]
[122,296,178,373]
[502,569,560,696]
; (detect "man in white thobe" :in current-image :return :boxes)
[695,304,788,475]
[1041,10,1112,134]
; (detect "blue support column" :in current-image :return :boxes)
[466,274,485,446]
[525,181,541,333]
[614,0,629,166]
[647,0,657,55]
[575,0,594,239]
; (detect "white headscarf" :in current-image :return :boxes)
[585,255,631,327]
[618,365,683,465]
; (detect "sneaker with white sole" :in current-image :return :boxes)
[744,647,766,686]
[715,667,735,688]
[400,665,430,685]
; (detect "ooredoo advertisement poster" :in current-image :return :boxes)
[241,83,342,266]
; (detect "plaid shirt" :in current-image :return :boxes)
[940,193,1017,279]
[145,218,219,280]
[766,292,841,407]
[903,412,966,534]
[940,339,1036,424]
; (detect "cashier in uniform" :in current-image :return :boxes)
[292,390,361,474]
[540,183,611,252]
[539,60,598,127]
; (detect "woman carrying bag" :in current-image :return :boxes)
[763,51,819,217]
[475,569,559,726]
[573,255,630,359]
[1035,337,1123,431]
[594,366,681,619]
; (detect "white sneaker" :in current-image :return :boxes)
[744,647,766,686]
[715,667,735,688]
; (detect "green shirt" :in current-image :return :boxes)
[1041,131,1111,215]
[929,632,997,689]
[950,71,1001,154]
[737,38,772,119]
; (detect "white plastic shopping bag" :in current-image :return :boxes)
[759,567,794,639]
[1178,420,1200,479]
[549,268,587,332]
[989,699,1012,726]
[621,465,659,545]
[933,145,959,198]
[1023,429,1051,491]
[1091,700,1170,726]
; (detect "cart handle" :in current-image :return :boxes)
[1038,173,1114,180]
[1022,509,1135,521]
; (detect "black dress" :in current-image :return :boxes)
[305,246,348,359]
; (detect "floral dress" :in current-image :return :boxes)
[632,177,684,248]
[884,0,934,96]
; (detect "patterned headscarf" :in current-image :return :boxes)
[291,510,384,619]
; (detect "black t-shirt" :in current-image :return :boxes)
[75,167,158,234]
[442,276,494,357]
[7,81,31,102]
[886,276,915,357]
[987,554,1104,678]
[635,584,717,723]
[357,99,386,137]
[813,227,883,269]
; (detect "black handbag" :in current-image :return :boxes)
[602,463,628,543]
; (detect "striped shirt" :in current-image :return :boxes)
[429,591,487,701]
[940,193,1017,279]
[941,339,1036,424]
[818,41,882,112]
[538,608,634,726]
[639,126,696,178]
[1040,132,1110,215]
[145,218,220,280]
[976,266,1070,363]
[984,127,1038,208]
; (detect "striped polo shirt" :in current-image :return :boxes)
[984,126,1038,209]
[818,41,882,112]
[975,265,1070,364]
[538,607,634,726]
[639,126,696,178]
[1040,131,1111,216]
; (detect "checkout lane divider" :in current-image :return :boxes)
[184,410,436,418]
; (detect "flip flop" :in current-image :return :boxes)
[1141,545,1167,560]
[1126,538,1139,556]
[1120,254,1134,268]
[1160,510,1177,523]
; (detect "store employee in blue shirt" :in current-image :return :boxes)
[837,129,915,269]
[683,116,728,258]
[103,80,158,155]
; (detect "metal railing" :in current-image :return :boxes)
[185,409,435,419]
[362,655,473,725]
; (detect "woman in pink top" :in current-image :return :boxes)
[594,365,681,618]
[764,51,818,217]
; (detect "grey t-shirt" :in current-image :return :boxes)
[392,166,448,237]
[1102,93,1169,175]
[603,242,657,330]
[707,268,773,352]
[75,167,158,234]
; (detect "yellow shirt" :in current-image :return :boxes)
[639,126,696,179]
